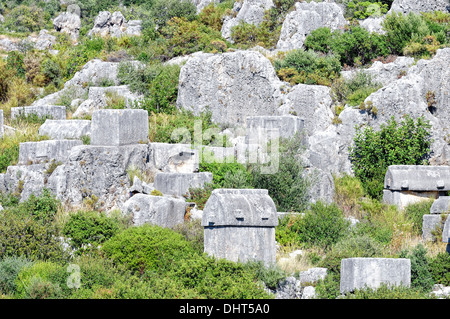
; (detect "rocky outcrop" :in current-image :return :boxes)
[388,0,449,15]
[221,0,274,41]
[176,50,285,126]
[88,11,142,38]
[53,12,81,41]
[276,2,347,51]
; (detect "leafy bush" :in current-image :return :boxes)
[102,224,197,274]
[342,283,433,299]
[184,183,214,210]
[62,211,122,252]
[274,49,341,86]
[331,71,382,106]
[0,256,33,296]
[250,135,309,212]
[3,5,46,33]
[349,115,432,199]
[276,202,350,249]
[150,0,197,29]
[345,1,388,20]
[333,174,365,217]
[399,244,434,292]
[403,200,434,236]
[429,253,450,286]
[199,161,252,189]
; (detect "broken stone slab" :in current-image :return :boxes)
[245,116,305,145]
[122,193,187,228]
[299,268,328,285]
[38,119,91,140]
[422,214,446,242]
[48,144,150,210]
[18,140,83,165]
[153,172,213,197]
[11,105,66,120]
[383,190,437,210]
[149,143,199,173]
[443,215,450,244]
[90,109,149,146]
[202,188,278,266]
[340,258,411,294]
[430,196,450,214]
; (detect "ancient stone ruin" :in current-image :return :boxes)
[383,165,450,210]
[202,188,279,266]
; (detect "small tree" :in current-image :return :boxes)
[349,115,432,199]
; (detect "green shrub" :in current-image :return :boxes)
[250,135,309,212]
[429,253,450,286]
[101,224,197,274]
[349,115,432,199]
[184,182,214,210]
[274,49,341,86]
[6,51,26,78]
[150,0,197,29]
[3,5,46,33]
[331,71,382,106]
[62,211,122,253]
[403,200,435,236]
[199,161,252,189]
[342,283,433,299]
[345,1,388,20]
[0,256,33,296]
[399,244,434,292]
[276,202,350,249]
[332,234,384,258]
[21,189,59,224]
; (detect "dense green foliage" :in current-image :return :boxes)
[349,115,432,199]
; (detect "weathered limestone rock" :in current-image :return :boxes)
[299,268,328,285]
[27,30,57,50]
[39,119,91,140]
[246,116,305,144]
[388,0,449,15]
[383,165,450,209]
[122,193,187,228]
[149,143,199,173]
[202,189,278,266]
[443,215,450,243]
[3,164,47,201]
[88,11,142,38]
[303,167,335,204]
[276,2,347,51]
[48,144,150,210]
[431,196,450,214]
[153,172,213,197]
[72,85,143,118]
[277,84,333,136]
[11,105,66,120]
[359,15,386,34]
[53,11,81,41]
[221,0,274,41]
[340,258,411,294]
[176,50,284,126]
[422,214,445,241]
[191,0,221,13]
[90,109,149,146]
[18,140,82,165]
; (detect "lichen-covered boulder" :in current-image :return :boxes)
[388,0,449,15]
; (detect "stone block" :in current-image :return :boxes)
[153,172,213,197]
[383,189,438,210]
[18,140,83,165]
[149,143,199,173]
[39,119,91,140]
[202,189,278,266]
[422,214,444,241]
[430,196,450,214]
[340,258,411,294]
[122,193,187,228]
[11,105,66,120]
[90,109,149,146]
[443,215,450,244]
[384,165,450,191]
[245,115,304,144]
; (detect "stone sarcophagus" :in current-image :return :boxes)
[383,165,450,210]
[202,189,278,266]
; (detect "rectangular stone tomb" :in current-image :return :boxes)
[39,119,91,140]
[430,196,450,214]
[122,194,187,228]
[90,109,149,146]
[153,172,213,197]
[383,165,450,209]
[11,105,66,120]
[340,258,411,294]
[201,189,279,267]
[149,143,199,173]
[245,115,305,144]
[18,140,83,165]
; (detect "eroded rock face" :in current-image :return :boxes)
[276,2,347,51]
[88,11,142,38]
[176,50,285,126]
[53,12,81,41]
[221,0,274,41]
[388,0,449,15]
